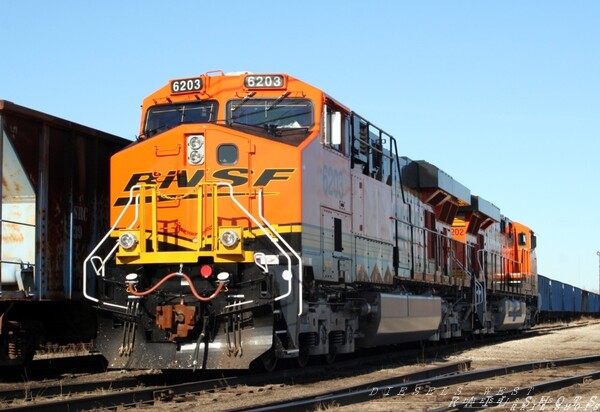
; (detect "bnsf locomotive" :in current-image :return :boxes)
[86,71,544,370]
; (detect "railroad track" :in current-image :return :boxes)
[0,360,471,411]
[0,337,473,412]
[532,319,600,332]
[233,355,600,411]
[1,320,597,410]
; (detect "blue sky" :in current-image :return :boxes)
[2,1,599,291]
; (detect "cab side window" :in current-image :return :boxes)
[324,105,349,156]
[218,144,238,165]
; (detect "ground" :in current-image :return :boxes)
[151,321,600,411]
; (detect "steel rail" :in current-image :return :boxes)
[1,374,237,411]
[230,355,600,412]
[431,369,600,411]
[0,376,142,403]
[0,361,470,411]
[0,342,438,406]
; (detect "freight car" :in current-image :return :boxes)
[0,101,129,366]
[84,71,597,371]
[537,275,600,322]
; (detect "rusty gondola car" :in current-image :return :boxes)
[0,100,129,366]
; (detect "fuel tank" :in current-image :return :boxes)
[358,292,441,347]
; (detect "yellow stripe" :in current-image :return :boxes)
[115,224,303,265]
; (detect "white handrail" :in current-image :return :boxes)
[257,189,303,316]
[83,185,141,310]
[216,182,293,302]
[83,182,298,310]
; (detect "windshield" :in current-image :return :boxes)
[227,98,313,130]
[144,101,218,138]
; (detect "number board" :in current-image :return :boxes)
[244,74,286,89]
[171,77,203,94]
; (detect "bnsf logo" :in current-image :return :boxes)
[114,168,295,206]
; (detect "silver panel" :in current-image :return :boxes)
[493,298,526,331]
[358,293,441,347]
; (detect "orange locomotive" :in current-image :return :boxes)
[85,71,538,370]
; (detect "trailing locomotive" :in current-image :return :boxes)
[85,71,592,371]
[0,101,129,367]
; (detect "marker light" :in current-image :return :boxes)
[118,232,138,250]
[125,272,138,283]
[200,264,213,279]
[217,272,230,283]
[220,230,240,248]
[125,273,139,281]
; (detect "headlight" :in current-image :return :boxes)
[188,150,204,164]
[220,229,240,248]
[187,134,205,165]
[188,135,204,150]
[118,232,138,250]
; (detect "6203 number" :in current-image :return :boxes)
[244,75,285,89]
[171,77,203,94]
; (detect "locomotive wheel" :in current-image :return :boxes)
[296,350,310,368]
[323,349,337,365]
[261,349,278,372]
